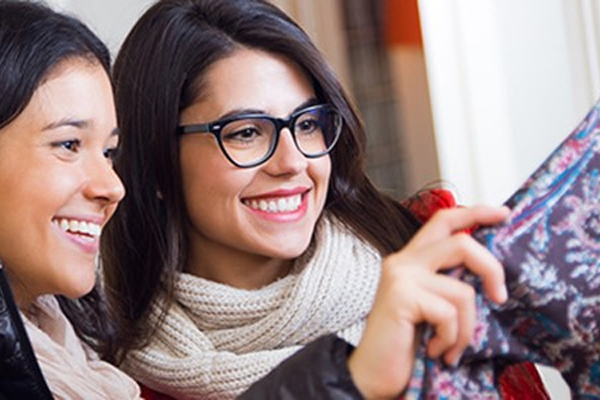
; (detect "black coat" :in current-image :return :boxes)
[0,267,53,399]
[239,334,364,399]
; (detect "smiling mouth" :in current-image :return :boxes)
[52,218,101,239]
[243,193,303,213]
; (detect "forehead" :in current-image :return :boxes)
[43,56,100,82]
[0,58,115,143]
[200,48,315,113]
[27,58,108,112]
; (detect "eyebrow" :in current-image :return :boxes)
[42,118,120,137]
[215,97,319,121]
[43,118,90,131]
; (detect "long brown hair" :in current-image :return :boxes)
[101,0,419,362]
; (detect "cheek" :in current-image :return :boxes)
[182,168,249,210]
[105,202,120,223]
[181,153,222,205]
[0,170,52,220]
[307,158,332,218]
[0,168,75,254]
[312,157,332,191]
[180,170,244,244]
[180,149,249,216]
[27,168,83,216]
[0,189,28,253]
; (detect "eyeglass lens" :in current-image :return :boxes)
[220,107,340,166]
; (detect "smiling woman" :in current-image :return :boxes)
[0,1,136,398]
[0,2,505,399]
[0,59,122,305]
[99,1,530,399]
[177,49,333,287]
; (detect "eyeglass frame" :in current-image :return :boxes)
[177,103,343,168]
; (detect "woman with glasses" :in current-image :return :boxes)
[99,0,537,399]
[0,2,487,398]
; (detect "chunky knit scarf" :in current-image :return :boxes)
[122,216,382,399]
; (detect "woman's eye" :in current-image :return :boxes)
[104,147,119,162]
[296,119,319,133]
[223,128,261,143]
[53,139,81,152]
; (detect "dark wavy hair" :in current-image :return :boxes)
[102,0,420,362]
[0,0,115,354]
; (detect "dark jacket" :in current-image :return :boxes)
[238,334,363,399]
[0,267,53,399]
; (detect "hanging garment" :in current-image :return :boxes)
[404,100,600,399]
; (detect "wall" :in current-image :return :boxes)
[385,0,440,194]
[418,0,600,397]
[418,0,597,206]
[49,0,351,96]
[48,0,155,57]
[271,0,350,90]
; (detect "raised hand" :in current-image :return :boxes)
[348,205,509,399]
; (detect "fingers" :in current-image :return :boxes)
[410,205,510,246]
[350,204,509,397]
[389,205,509,304]
[418,275,477,365]
[422,232,507,304]
[376,205,509,371]
[376,261,479,367]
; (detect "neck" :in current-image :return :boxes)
[185,242,293,290]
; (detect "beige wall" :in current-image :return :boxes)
[270,0,351,91]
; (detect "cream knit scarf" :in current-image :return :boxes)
[122,216,382,399]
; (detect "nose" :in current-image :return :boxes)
[262,128,308,175]
[83,156,126,205]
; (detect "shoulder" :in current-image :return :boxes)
[239,334,362,399]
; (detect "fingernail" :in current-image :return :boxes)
[445,352,461,368]
[498,285,508,304]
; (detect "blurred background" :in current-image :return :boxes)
[47,0,600,397]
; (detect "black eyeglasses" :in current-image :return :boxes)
[178,104,342,168]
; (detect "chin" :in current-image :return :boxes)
[63,273,97,299]
[273,243,312,259]
[63,286,95,300]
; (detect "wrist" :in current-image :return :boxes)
[348,346,396,399]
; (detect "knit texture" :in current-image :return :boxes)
[122,215,382,399]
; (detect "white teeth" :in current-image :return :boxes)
[53,218,101,237]
[244,194,302,213]
[259,200,268,211]
[277,198,287,211]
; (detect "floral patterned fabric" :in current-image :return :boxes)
[403,100,600,399]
